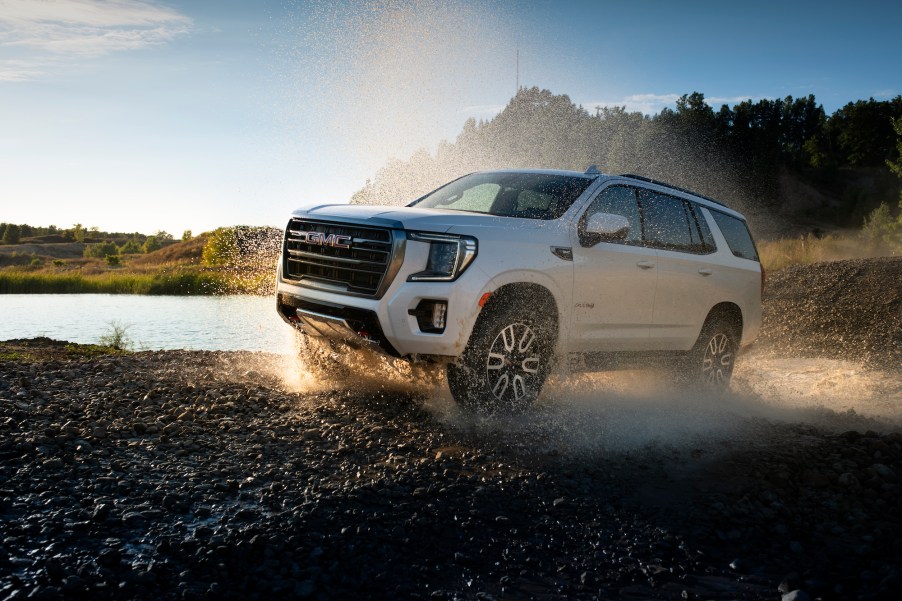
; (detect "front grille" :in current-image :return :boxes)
[283,219,395,297]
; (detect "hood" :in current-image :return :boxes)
[291,203,549,233]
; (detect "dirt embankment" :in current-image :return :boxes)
[755,256,902,369]
[1,257,901,601]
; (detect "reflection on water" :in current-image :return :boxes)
[0,294,294,353]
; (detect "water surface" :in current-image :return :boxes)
[0,294,294,353]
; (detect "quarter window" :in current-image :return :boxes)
[710,211,759,261]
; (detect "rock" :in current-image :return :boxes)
[837,472,859,487]
[872,464,894,479]
[779,572,802,593]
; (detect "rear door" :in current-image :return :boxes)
[568,185,658,351]
[638,189,720,349]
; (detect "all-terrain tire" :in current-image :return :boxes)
[447,299,555,414]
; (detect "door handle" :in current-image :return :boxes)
[636,260,655,269]
[698,268,713,276]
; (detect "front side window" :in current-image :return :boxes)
[580,185,642,245]
[410,172,594,220]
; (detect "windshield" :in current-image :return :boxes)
[409,172,594,220]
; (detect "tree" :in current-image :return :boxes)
[143,236,163,254]
[71,224,86,243]
[2,224,21,245]
[202,227,239,266]
[888,116,902,177]
[182,230,193,241]
[119,239,143,254]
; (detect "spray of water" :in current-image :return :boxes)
[281,0,518,176]
[259,1,902,450]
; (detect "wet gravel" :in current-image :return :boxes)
[756,256,902,370]
[1,338,900,601]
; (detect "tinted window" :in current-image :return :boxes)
[410,172,593,220]
[710,211,759,261]
[581,185,641,245]
[688,204,717,253]
[640,190,695,251]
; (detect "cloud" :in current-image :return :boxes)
[584,93,767,115]
[0,0,191,80]
[584,93,681,115]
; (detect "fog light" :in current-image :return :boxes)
[409,300,447,334]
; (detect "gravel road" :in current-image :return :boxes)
[2,257,901,601]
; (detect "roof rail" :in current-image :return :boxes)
[618,173,728,207]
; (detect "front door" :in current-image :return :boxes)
[568,185,658,352]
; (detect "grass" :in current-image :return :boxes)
[757,233,900,272]
[0,338,125,362]
[0,268,235,294]
[0,232,280,295]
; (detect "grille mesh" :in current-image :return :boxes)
[283,219,393,296]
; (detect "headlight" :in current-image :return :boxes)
[407,232,477,282]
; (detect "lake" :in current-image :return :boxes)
[0,294,296,353]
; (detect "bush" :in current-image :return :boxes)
[862,201,902,248]
[106,255,121,266]
[84,241,119,259]
[99,320,132,350]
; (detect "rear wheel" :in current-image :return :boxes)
[680,317,739,388]
[447,300,555,414]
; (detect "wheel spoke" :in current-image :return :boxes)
[492,374,509,398]
[512,375,526,401]
[521,356,539,374]
[487,352,505,371]
[517,328,535,353]
[501,325,516,352]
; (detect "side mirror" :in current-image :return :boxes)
[585,212,631,243]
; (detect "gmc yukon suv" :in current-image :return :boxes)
[276,168,763,412]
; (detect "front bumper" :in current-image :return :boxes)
[276,258,489,359]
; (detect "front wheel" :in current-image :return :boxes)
[447,301,555,414]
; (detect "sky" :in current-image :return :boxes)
[1,0,900,235]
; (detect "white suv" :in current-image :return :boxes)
[276,168,763,412]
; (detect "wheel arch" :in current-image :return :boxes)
[703,302,743,341]
[479,282,560,342]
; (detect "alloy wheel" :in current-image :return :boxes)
[485,322,542,404]
[702,332,734,386]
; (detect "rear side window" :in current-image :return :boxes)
[710,211,759,261]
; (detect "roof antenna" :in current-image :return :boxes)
[585,165,600,175]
